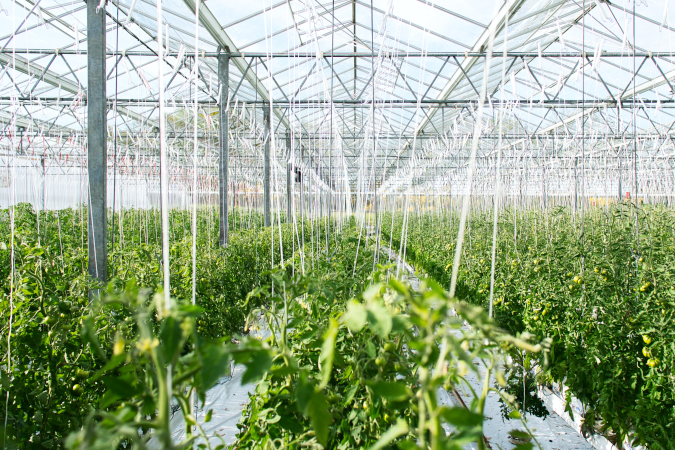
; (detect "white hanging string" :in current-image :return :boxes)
[157,0,170,311]
[449,3,498,298]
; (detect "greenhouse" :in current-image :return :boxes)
[1,0,674,448]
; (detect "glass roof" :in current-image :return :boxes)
[0,0,673,195]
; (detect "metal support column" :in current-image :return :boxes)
[87,0,107,284]
[263,104,271,227]
[286,133,292,223]
[218,50,229,246]
[300,143,304,219]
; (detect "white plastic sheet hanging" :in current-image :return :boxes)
[622,17,631,51]
[556,18,566,49]
[75,23,79,53]
[172,44,186,76]
[125,0,139,25]
[37,7,47,28]
[594,0,611,23]
[592,40,604,72]
[139,70,152,92]
[122,56,133,84]
[165,23,170,56]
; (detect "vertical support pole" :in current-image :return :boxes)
[574,156,578,212]
[263,104,271,227]
[618,160,622,200]
[286,133,292,223]
[300,143,304,219]
[542,163,546,209]
[87,0,107,284]
[218,50,229,246]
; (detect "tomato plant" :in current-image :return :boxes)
[385,203,675,448]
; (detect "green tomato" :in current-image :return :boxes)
[643,335,652,345]
[375,356,387,367]
[384,342,396,353]
[72,384,84,396]
[43,316,57,325]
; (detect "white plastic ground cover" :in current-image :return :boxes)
[385,245,598,450]
[151,362,257,448]
[146,326,269,448]
[537,385,643,450]
[449,324,595,450]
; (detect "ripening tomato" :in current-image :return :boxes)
[647,358,660,368]
[72,384,84,396]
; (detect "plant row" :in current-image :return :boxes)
[384,203,675,448]
[0,204,326,448]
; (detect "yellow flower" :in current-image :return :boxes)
[136,337,159,354]
[113,336,125,356]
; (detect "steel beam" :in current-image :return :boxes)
[0,53,148,125]
[181,0,290,131]
[264,105,271,227]
[413,0,527,135]
[87,0,107,285]
[0,49,669,58]
[218,51,229,246]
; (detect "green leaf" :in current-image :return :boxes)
[293,373,330,445]
[391,314,410,333]
[388,278,408,296]
[342,299,367,332]
[366,301,393,338]
[440,406,483,427]
[295,372,313,413]
[306,390,330,447]
[160,316,184,363]
[367,418,409,450]
[509,410,521,419]
[80,317,106,361]
[508,429,532,439]
[396,440,418,450]
[102,374,138,398]
[271,364,298,377]
[100,389,121,409]
[319,318,339,388]
[369,381,411,402]
[241,349,272,384]
[343,382,359,406]
[425,278,446,298]
[178,303,204,318]
[201,343,231,391]
[363,283,383,302]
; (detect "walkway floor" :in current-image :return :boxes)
[381,244,594,450]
